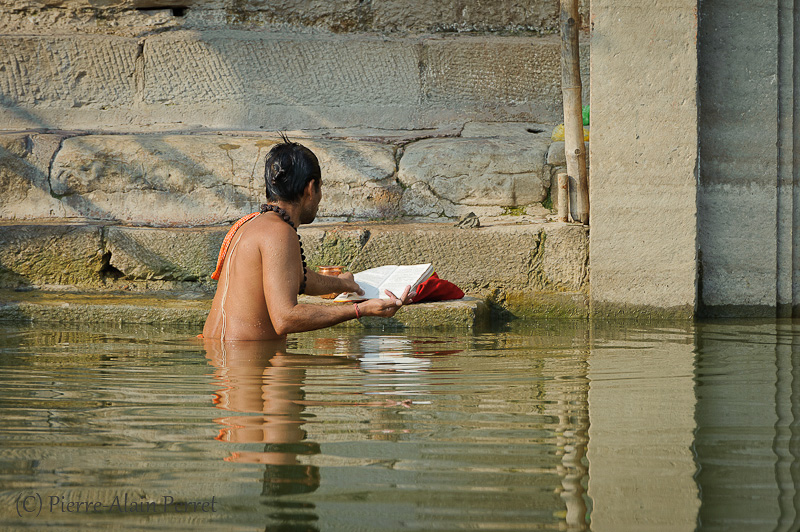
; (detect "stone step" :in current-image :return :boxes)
[0,219,589,318]
[0,290,489,330]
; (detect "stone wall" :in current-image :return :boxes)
[0,1,589,133]
[0,220,589,317]
[2,125,574,224]
[0,0,589,224]
[0,0,592,319]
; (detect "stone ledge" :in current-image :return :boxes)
[0,290,489,329]
[0,219,589,318]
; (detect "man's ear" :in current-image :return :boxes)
[303,179,316,197]
[304,179,317,198]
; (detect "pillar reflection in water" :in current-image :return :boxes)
[694,321,800,531]
[587,322,700,531]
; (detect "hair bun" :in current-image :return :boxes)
[271,161,286,184]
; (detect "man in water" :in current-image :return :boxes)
[202,137,412,341]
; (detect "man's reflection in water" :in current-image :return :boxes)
[203,336,458,529]
[204,338,354,500]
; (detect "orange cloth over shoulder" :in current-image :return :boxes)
[211,212,261,280]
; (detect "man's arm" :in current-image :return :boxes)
[262,228,410,335]
[302,269,362,297]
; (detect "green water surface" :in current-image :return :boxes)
[0,320,798,531]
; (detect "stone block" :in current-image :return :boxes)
[0,31,586,131]
[0,133,65,219]
[546,141,590,167]
[339,221,588,316]
[346,222,537,293]
[0,223,105,288]
[327,296,489,329]
[537,223,589,292]
[0,289,211,326]
[49,134,397,224]
[398,137,550,209]
[0,289,488,329]
[0,35,138,109]
[0,1,590,36]
[105,226,226,281]
[144,31,421,108]
[0,219,589,318]
[547,141,566,166]
[699,183,777,309]
[371,0,568,33]
[298,226,370,270]
[461,122,555,139]
[421,37,589,113]
[422,37,560,108]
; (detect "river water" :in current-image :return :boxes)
[0,319,798,531]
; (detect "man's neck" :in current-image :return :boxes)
[265,201,302,227]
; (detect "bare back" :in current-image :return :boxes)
[203,213,303,341]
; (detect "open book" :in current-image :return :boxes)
[334,263,434,302]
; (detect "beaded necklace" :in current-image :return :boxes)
[260,203,307,295]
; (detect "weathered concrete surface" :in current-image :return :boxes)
[298,226,370,270]
[0,223,106,288]
[0,220,588,318]
[0,32,586,131]
[697,0,784,317]
[0,290,212,326]
[0,35,139,109]
[342,221,589,317]
[589,0,698,318]
[0,290,488,329]
[144,31,419,107]
[105,226,225,281]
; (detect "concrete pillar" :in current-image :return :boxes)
[697,0,794,317]
[589,0,699,317]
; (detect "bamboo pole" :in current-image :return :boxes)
[560,0,589,225]
[557,172,570,222]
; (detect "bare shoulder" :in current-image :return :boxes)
[241,213,299,256]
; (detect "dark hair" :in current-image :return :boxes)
[264,134,321,203]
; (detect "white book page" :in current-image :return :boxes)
[334,265,397,301]
[378,263,433,299]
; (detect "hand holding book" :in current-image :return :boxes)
[356,285,415,318]
[334,263,434,302]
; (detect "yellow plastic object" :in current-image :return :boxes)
[551,124,589,142]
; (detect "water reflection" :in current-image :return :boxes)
[12,321,800,530]
[203,336,446,529]
[587,322,699,532]
[200,331,590,530]
[206,340,334,498]
[694,320,800,532]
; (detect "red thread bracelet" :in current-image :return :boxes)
[353,303,361,319]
